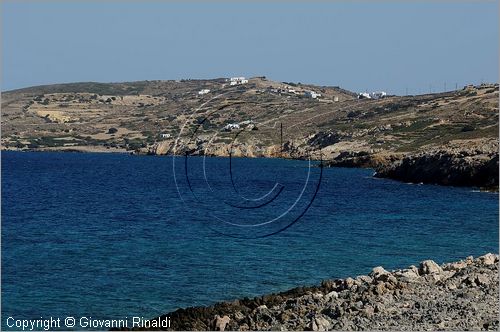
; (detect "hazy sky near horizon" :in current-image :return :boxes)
[2,1,498,94]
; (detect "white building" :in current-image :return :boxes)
[370,91,387,99]
[198,89,210,95]
[161,133,171,138]
[239,120,253,126]
[229,77,248,85]
[305,90,321,99]
[358,91,387,99]
[223,123,240,131]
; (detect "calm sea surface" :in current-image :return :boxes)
[2,151,498,329]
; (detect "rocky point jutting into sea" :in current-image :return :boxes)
[323,138,499,190]
[374,139,499,190]
[118,254,499,331]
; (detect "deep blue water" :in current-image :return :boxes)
[2,151,498,329]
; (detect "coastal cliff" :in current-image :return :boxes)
[374,139,499,190]
[125,254,498,331]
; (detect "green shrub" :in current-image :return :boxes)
[461,125,475,132]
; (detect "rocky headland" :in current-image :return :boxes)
[126,253,499,331]
[374,139,499,190]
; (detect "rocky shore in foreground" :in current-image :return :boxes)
[131,253,499,331]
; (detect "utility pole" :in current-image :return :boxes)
[280,122,283,158]
[444,82,446,92]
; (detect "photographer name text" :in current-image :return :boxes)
[6,316,171,330]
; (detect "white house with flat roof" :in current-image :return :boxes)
[229,77,248,85]
[305,90,321,99]
[358,92,372,99]
[358,91,387,99]
[370,91,387,99]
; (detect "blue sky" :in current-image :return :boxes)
[2,1,498,94]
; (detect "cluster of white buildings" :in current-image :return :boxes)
[198,89,210,95]
[269,87,298,95]
[267,86,322,99]
[223,123,240,131]
[358,91,387,100]
[223,120,255,131]
[229,77,248,85]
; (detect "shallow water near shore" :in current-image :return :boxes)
[2,151,498,330]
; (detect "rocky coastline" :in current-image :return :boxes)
[374,140,499,191]
[124,253,499,331]
[143,137,499,190]
[4,138,498,191]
